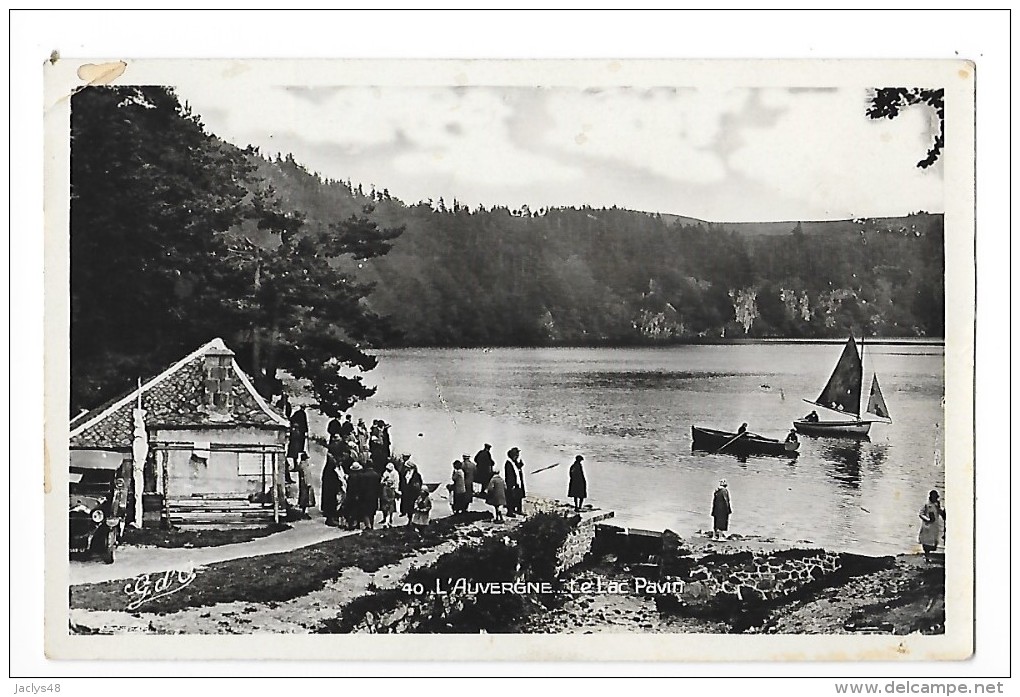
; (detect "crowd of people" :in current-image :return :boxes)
[275,395,591,531]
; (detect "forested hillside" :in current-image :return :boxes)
[70,85,944,413]
[256,155,945,346]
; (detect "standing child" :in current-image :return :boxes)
[411,486,433,531]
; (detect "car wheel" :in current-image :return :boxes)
[102,528,116,564]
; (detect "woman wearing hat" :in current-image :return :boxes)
[568,455,587,512]
[400,461,424,524]
[918,489,946,563]
[711,479,732,539]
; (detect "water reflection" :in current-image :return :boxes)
[814,438,866,490]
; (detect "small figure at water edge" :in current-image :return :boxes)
[918,490,946,563]
[712,479,732,540]
[411,486,433,533]
[568,455,587,512]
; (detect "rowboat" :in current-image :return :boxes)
[793,336,892,438]
[691,426,800,458]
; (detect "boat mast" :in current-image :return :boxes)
[858,331,865,423]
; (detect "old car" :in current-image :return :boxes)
[69,462,129,563]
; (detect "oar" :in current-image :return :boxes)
[714,431,747,454]
[530,462,560,475]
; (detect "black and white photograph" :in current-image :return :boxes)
[40,53,977,664]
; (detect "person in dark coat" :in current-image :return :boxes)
[474,444,495,492]
[504,447,526,517]
[369,421,389,473]
[568,455,587,512]
[346,463,381,530]
[327,416,343,439]
[340,414,355,439]
[712,479,732,539]
[400,461,424,523]
[287,406,309,463]
[320,457,341,527]
[360,465,382,529]
[381,422,392,462]
[326,433,347,473]
[275,393,292,418]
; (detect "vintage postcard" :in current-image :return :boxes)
[43,58,974,661]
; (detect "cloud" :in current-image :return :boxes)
[169,80,943,221]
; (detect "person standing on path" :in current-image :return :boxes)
[568,455,587,512]
[340,414,354,440]
[400,461,424,523]
[474,444,495,493]
[918,489,946,563]
[320,456,341,527]
[711,479,732,539]
[380,462,400,528]
[449,460,468,514]
[485,470,507,523]
[504,448,526,517]
[460,453,476,509]
[287,406,309,466]
[296,452,315,518]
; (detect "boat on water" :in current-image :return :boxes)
[793,335,892,438]
[691,426,800,458]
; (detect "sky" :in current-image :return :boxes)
[170,82,944,223]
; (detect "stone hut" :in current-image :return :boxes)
[69,338,289,527]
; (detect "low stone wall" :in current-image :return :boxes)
[653,530,846,611]
[338,506,611,634]
[556,510,614,574]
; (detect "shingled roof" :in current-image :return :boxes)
[70,339,289,451]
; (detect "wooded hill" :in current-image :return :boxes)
[70,85,944,414]
[256,154,944,347]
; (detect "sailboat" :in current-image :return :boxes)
[793,335,892,438]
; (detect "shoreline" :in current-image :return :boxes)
[68,497,945,636]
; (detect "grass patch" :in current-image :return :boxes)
[70,512,490,614]
[120,524,290,549]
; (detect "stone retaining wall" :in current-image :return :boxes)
[556,510,614,574]
[655,532,844,608]
[346,507,611,633]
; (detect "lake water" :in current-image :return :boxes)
[338,343,944,555]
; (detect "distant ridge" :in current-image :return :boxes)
[655,212,943,236]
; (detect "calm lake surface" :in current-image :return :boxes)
[344,343,945,555]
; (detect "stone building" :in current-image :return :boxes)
[69,338,289,527]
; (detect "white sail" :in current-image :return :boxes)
[865,375,892,422]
